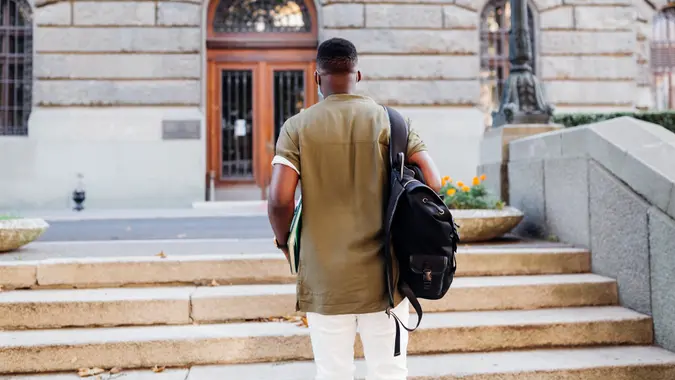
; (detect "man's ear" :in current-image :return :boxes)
[314,71,321,86]
[356,71,362,83]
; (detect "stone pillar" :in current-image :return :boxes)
[477,124,562,203]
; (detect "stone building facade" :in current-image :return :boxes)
[0,0,669,209]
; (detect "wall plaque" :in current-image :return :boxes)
[162,120,201,140]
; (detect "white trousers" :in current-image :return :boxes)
[307,298,410,380]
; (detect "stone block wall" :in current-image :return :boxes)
[0,0,206,210]
[536,0,638,112]
[505,117,675,352]
[319,0,486,182]
[33,0,202,107]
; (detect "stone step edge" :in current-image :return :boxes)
[1,248,591,289]
[2,346,674,379]
[0,308,655,373]
[0,274,619,329]
[0,307,651,347]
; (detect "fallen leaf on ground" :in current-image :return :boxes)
[210,279,220,286]
[255,315,308,327]
[151,366,166,373]
[109,367,122,374]
[77,367,106,377]
[156,252,167,259]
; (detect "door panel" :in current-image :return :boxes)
[220,69,254,180]
[207,56,317,193]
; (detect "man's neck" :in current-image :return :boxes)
[323,90,354,97]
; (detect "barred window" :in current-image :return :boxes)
[213,0,311,33]
[0,0,32,136]
[652,6,675,110]
[480,0,536,128]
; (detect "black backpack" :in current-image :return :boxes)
[382,106,460,356]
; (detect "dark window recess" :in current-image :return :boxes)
[273,70,305,142]
[213,0,311,33]
[0,0,32,136]
[221,70,254,180]
[479,0,536,127]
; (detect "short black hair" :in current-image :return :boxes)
[316,38,358,74]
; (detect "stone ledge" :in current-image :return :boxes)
[73,2,155,26]
[35,80,201,106]
[0,307,653,373]
[320,29,478,54]
[357,79,479,105]
[544,81,636,105]
[35,54,201,79]
[366,4,443,29]
[35,27,201,53]
[509,117,675,220]
[359,55,479,80]
[540,31,635,55]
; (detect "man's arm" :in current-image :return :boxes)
[268,163,300,256]
[410,151,442,193]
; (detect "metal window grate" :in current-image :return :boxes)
[0,0,31,136]
[221,70,254,180]
[652,7,675,110]
[273,70,304,142]
[213,0,311,33]
[479,0,535,127]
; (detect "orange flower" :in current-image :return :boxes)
[480,174,487,181]
[472,176,480,186]
[441,176,451,186]
[462,186,471,192]
[456,181,465,188]
[446,188,456,196]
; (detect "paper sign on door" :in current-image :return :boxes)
[234,119,247,137]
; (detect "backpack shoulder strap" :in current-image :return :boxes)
[382,106,424,358]
[384,106,408,168]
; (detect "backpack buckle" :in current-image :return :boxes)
[423,269,432,289]
[398,152,405,177]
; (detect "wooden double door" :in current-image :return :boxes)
[207,50,317,191]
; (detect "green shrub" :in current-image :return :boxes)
[553,111,675,133]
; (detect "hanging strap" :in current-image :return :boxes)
[388,283,424,356]
[383,106,424,357]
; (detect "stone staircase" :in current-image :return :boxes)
[1,239,675,379]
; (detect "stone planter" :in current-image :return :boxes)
[0,218,49,253]
[451,207,524,243]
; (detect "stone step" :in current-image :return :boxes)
[0,307,653,374]
[1,246,590,289]
[0,274,617,329]
[5,346,669,380]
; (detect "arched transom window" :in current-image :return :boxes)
[652,6,675,110]
[0,0,32,136]
[212,0,311,33]
[479,0,536,127]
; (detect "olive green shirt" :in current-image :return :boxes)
[274,94,426,315]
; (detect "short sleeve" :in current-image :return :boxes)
[406,126,427,157]
[275,120,301,173]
